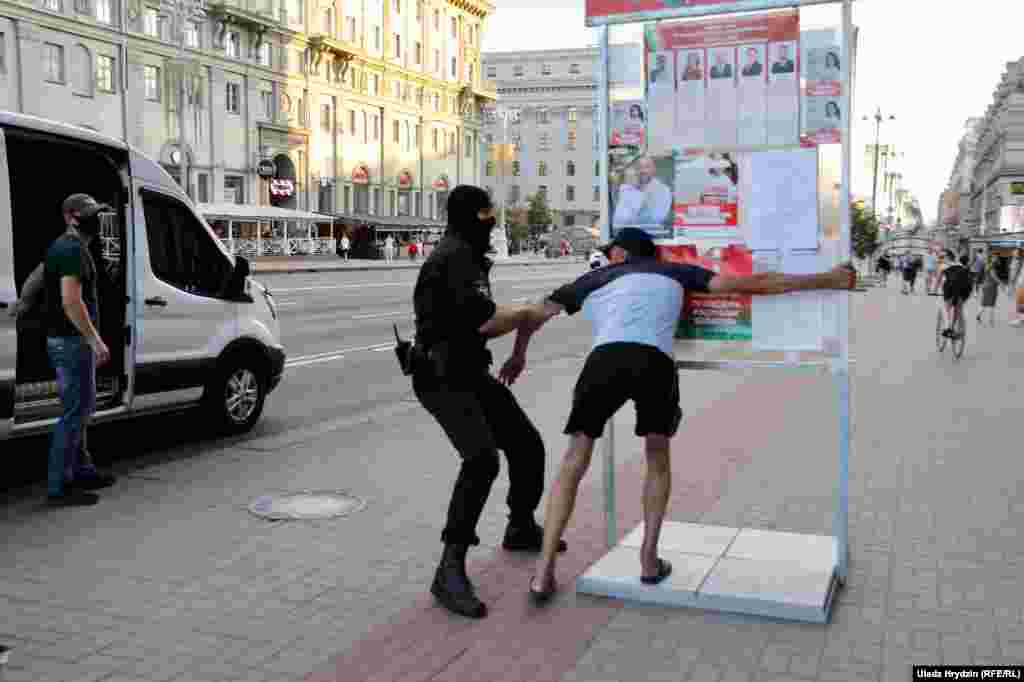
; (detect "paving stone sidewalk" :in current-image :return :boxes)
[3,288,1024,682]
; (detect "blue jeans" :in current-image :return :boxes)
[46,336,96,496]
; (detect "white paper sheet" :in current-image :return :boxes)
[753,250,826,352]
[745,149,820,251]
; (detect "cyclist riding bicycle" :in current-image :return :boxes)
[938,251,973,338]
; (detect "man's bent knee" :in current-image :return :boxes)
[463,450,500,482]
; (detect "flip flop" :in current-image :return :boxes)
[640,558,673,585]
[528,577,557,606]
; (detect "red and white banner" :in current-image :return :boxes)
[586,0,798,26]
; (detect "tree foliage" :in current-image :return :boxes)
[526,193,553,240]
[851,201,880,260]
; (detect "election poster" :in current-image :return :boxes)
[659,243,753,341]
[644,11,800,154]
[673,150,740,240]
[586,0,805,26]
[609,152,675,239]
[800,30,843,146]
[610,100,647,148]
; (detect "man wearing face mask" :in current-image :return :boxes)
[411,185,567,619]
[42,194,113,506]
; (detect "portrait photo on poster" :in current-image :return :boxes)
[709,48,735,81]
[680,49,705,82]
[769,41,797,79]
[740,44,766,79]
[673,151,740,235]
[610,153,675,239]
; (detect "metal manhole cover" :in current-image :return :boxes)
[248,491,366,520]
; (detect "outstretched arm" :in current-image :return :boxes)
[707,264,856,295]
[498,300,565,386]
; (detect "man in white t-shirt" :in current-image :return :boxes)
[384,235,395,263]
[339,234,351,261]
[612,157,672,229]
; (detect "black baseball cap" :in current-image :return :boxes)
[599,227,656,258]
[62,193,112,218]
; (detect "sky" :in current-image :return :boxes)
[481,0,1024,224]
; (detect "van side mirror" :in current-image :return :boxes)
[223,255,250,300]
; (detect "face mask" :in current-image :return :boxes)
[76,215,102,238]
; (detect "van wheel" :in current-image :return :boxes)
[206,355,267,435]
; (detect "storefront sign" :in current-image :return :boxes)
[270,179,295,198]
[398,171,413,189]
[257,159,277,178]
[352,165,370,184]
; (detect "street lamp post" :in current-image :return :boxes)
[162,0,207,199]
[863,107,895,222]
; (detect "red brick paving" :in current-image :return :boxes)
[305,373,817,682]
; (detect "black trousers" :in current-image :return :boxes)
[413,369,546,547]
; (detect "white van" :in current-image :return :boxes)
[0,112,285,440]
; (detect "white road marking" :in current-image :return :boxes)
[352,311,409,320]
[271,274,572,294]
[277,302,299,307]
[288,343,392,363]
[286,354,346,368]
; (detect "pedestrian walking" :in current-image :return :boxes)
[876,253,891,286]
[507,228,856,604]
[901,254,918,294]
[384,235,395,263]
[978,255,1001,327]
[43,194,115,506]
[338,234,351,261]
[410,185,566,619]
[925,249,939,294]
[972,249,986,297]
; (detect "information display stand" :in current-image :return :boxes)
[576,0,855,624]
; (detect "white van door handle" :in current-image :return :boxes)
[145,296,168,307]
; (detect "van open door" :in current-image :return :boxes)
[0,128,15,438]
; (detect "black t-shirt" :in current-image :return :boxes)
[413,234,497,372]
[44,233,99,338]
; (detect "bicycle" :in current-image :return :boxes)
[936,302,966,360]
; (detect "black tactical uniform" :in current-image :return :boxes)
[411,185,558,619]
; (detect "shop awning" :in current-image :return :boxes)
[327,213,447,231]
[197,203,334,222]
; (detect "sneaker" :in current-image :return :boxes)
[502,521,567,553]
[68,471,117,491]
[46,491,100,507]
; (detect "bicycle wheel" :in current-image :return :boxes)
[952,311,966,360]
[936,308,948,352]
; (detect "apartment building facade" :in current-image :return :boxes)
[0,0,495,243]
[481,47,601,232]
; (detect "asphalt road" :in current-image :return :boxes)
[5,262,593,489]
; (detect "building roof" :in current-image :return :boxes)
[197,203,334,222]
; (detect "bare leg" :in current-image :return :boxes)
[639,435,672,577]
[532,434,594,591]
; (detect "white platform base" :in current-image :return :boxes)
[576,522,841,623]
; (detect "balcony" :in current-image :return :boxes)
[308,34,358,77]
[207,0,283,36]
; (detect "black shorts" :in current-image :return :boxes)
[943,281,970,306]
[564,342,682,439]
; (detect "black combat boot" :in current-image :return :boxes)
[431,544,487,619]
[502,518,567,553]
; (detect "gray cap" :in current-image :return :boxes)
[62,193,111,217]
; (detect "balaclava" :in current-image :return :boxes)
[445,185,496,258]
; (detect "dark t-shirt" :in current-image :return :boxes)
[44,233,99,338]
[413,234,497,373]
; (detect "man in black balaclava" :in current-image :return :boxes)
[411,185,566,619]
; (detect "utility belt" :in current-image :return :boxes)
[393,326,491,378]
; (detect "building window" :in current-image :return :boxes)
[225,82,240,113]
[185,21,199,48]
[258,42,271,66]
[43,43,65,83]
[144,65,160,101]
[486,66,496,78]
[538,185,548,199]
[371,73,379,95]
[261,90,273,119]
[372,114,379,140]
[539,132,550,150]
[347,16,356,42]
[95,0,111,22]
[568,130,577,150]
[512,161,520,176]
[566,185,575,202]
[450,16,457,38]
[538,161,548,177]
[374,26,381,50]
[95,55,114,92]
[595,160,600,176]
[465,135,472,157]
[0,34,5,74]
[434,49,441,74]
[414,124,421,146]
[393,119,400,143]
[433,92,440,111]
[362,111,368,142]
[415,42,422,65]
[197,173,209,203]
[43,0,62,11]
[513,64,523,77]
[432,127,438,152]
[568,107,577,123]
[349,109,356,134]
[569,63,580,74]
[224,175,244,204]
[541,63,551,76]
[433,8,439,30]
[450,57,457,78]
[565,214,575,226]
[321,104,332,132]
[594,185,600,202]
[394,33,401,59]
[415,0,422,21]
[393,0,400,13]
[74,0,89,14]
[538,108,549,124]
[226,31,241,58]
[566,160,576,176]
[323,8,333,34]
[485,161,494,176]
[144,8,158,36]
